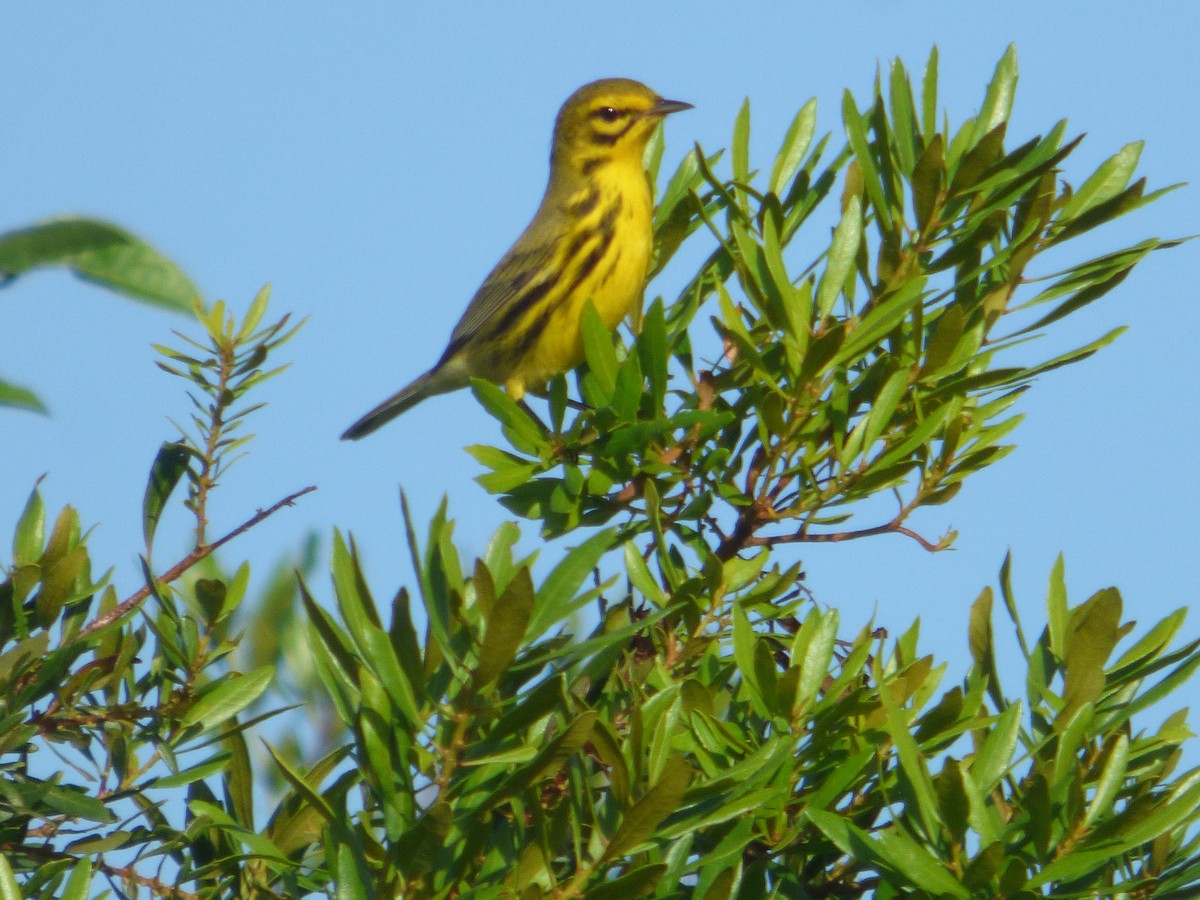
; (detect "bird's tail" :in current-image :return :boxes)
[341,366,465,440]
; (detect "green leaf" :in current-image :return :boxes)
[181,666,274,729]
[878,665,942,842]
[470,378,548,456]
[936,759,970,845]
[335,843,370,900]
[806,748,874,811]
[479,712,597,810]
[582,864,669,900]
[921,305,965,378]
[588,718,632,808]
[0,377,47,414]
[638,298,669,410]
[1112,607,1187,672]
[60,858,93,900]
[34,544,87,627]
[962,843,1005,892]
[911,134,945,233]
[1046,553,1068,658]
[473,566,535,689]
[654,146,704,231]
[600,756,693,863]
[468,446,539,494]
[949,123,1006,195]
[841,90,892,233]
[995,550,1032,656]
[861,368,909,457]
[142,442,191,552]
[625,541,667,607]
[871,400,955,470]
[971,701,1021,793]
[13,483,46,567]
[874,828,972,897]
[792,608,838,717]
[611,345,644,422]
[770,98,818,195]
[888,59,919,172]
[0,853,19,900]
[154,752,235,789]
[42,783,116,823]
[732,97,751,186]
[921,46,939,139]
[807,808,969,897]
[1083,732,1129,828]
[733,604,768,717]
[0,217,200,313]
[836,277,926,363]
[581,299,618,402]
[1059,141,1143,221]
[968,587,1004,711]
[529,528,615,637]
[264,741,340,826]
[236,283,272,341]
[1061,586,1121,722]
[816,195,862,318]
[187,798,292,864]
[970,44,1018,146]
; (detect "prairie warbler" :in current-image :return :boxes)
[342,78,691,440]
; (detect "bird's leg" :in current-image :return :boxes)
[516,398,552,435]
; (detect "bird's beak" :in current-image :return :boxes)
[647,97,694,118]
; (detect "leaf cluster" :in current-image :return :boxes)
[470,47,1179,567]
[151,286,302,548]
[1,295,316,898]
[291,515,1200,898]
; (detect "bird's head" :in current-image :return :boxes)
[551,78,692,174]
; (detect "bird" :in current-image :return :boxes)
[341,78,692,440]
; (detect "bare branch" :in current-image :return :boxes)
[78,485,317,639]
[748,519,950,554]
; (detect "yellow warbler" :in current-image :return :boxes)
[342,78,691,440]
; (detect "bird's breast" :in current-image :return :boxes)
[507,167,654,391]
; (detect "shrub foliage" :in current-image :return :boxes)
[2,48,1197,898]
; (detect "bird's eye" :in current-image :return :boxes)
[594,106,622,123]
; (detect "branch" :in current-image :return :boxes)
[714,503,766,561]
[747,519,950,553]
[78,485,317,639]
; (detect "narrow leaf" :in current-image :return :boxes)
[142,442,191,552]
[181,666,274,729]
[473,566,536,689]
[0,217,200,313]
[601,757,693,863]
[732,97,751,185]
[816,196,862,318]
[581,300,618,401]
[0,377,47,414]
[770,98,818,195]
[970,44,1018,146]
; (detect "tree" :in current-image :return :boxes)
[2,47,1197,898]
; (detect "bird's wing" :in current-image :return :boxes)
[442,236,559,360]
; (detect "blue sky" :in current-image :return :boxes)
[3,4,1198,703]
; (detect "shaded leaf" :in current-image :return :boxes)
[142,442,191,552]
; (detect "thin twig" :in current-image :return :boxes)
[78,485,317,639]
[747,519,946,553]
